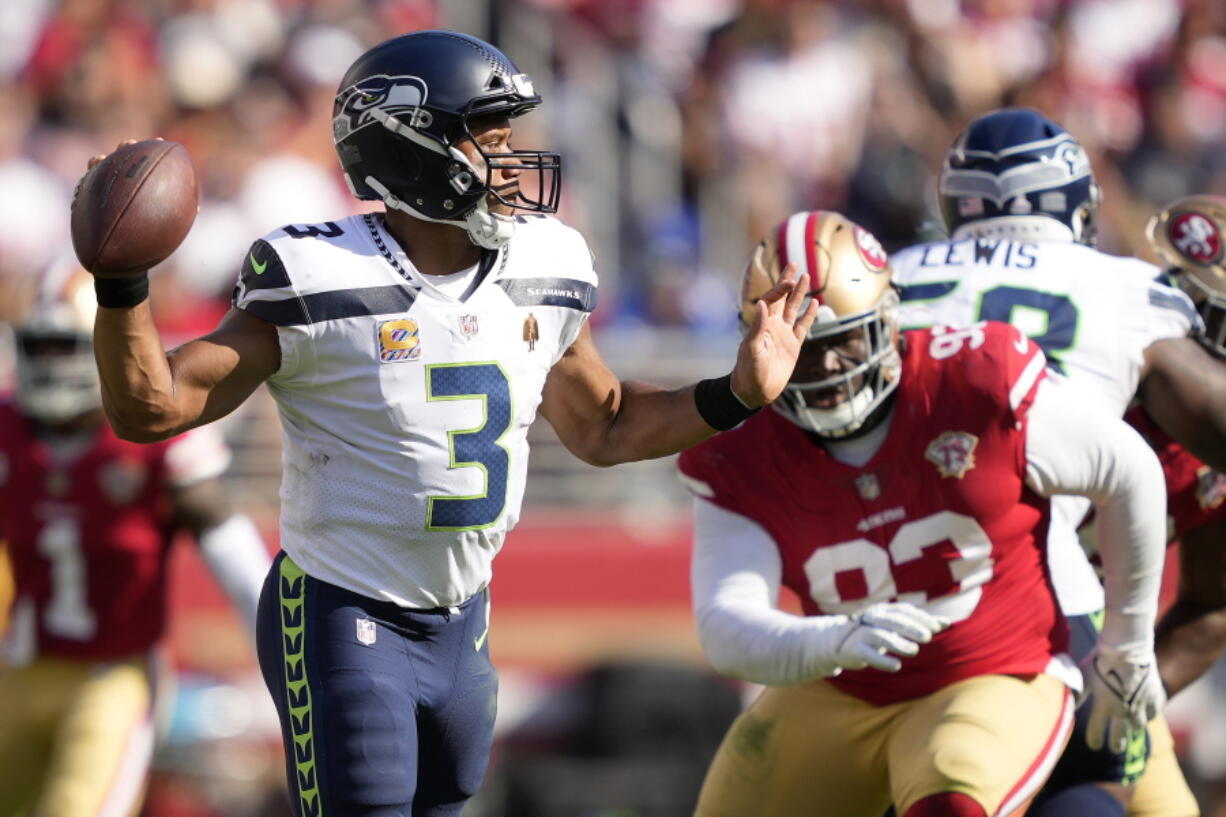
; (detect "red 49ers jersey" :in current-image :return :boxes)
[1125,406,1226,538]
[0,403,207,660]
[679,322,1066,705]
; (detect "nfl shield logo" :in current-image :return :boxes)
[356,618,377,646]
[855,472,880,501]
[459,314,479,338]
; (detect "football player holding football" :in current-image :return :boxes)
[77,31,817,817]
[0,268,269,817]
[891,109,1219,817]
[678,211,1167,817]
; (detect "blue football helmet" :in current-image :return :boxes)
[939,108,1100,246]
[332,30,561,249]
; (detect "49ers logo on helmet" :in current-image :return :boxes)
[1168,211,1224,264]
[853,225,888,270]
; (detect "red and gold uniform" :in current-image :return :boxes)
[1118,407,1211,817]
[0,402,228,817]
[1127,407,1226,538]
[680,323,1075,816]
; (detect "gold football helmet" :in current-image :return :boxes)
[741,210,901,438]
[14,265,100,424]
[1146,195,1226,357]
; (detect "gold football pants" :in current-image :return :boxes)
[694,673,1073,817]
[0,654,156,817]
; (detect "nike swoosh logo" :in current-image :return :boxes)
[250,253,268,275]
[474,625,489,652]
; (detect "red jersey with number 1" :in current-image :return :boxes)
[679,322,1067,705]
[0,403,225,660]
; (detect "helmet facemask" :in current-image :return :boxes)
[1171,271,1226,358]
[359,104,561,249]
[777,291,902,439]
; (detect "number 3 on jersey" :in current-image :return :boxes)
[804,511,995,623]
[425,362,513,531]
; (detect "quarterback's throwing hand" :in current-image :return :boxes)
[1084,644,1166,754]
[730,263,819,407]
[809,602,951,677]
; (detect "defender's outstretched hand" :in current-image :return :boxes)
[730,264,819,407]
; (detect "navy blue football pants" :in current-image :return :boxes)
[256,552,498,817]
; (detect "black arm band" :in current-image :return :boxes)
[94,274,149,309]
[694,374,761,431]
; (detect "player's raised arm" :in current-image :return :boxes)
[539,264,816,467]
[73,140,279,442]
[94,305,278,442]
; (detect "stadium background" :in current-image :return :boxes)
[1,0,1225,814]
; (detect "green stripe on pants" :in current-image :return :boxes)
[280,555,322,817]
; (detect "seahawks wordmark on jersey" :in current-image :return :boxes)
[234,214,597,608]
[891,237,1200,616]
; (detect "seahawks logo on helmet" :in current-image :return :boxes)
[943,131,1091,205]
[333,74,431,142]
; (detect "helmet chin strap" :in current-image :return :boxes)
[460,199,515,249]
[364,176,515,249]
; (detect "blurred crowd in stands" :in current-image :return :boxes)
[3,0,1225,335]
[3,1,1226,815]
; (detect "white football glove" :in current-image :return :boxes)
[1083,643,1166,754]
[809,602,951,677]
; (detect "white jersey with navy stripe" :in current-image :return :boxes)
[892,237,1200,615]
[234,213,596,608]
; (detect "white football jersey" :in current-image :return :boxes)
[234,213,596,608]
[892,237,1200,615]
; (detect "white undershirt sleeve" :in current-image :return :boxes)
[691,498,849,684]
[197,513,271,640]
[1024,378,1167,656]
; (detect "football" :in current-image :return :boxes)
[70,139,198,277]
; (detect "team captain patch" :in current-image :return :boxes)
[926,431,979,479]
[378,318,422,362]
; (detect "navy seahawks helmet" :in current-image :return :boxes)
[939,108,1100,246]
[332,30,561,249]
